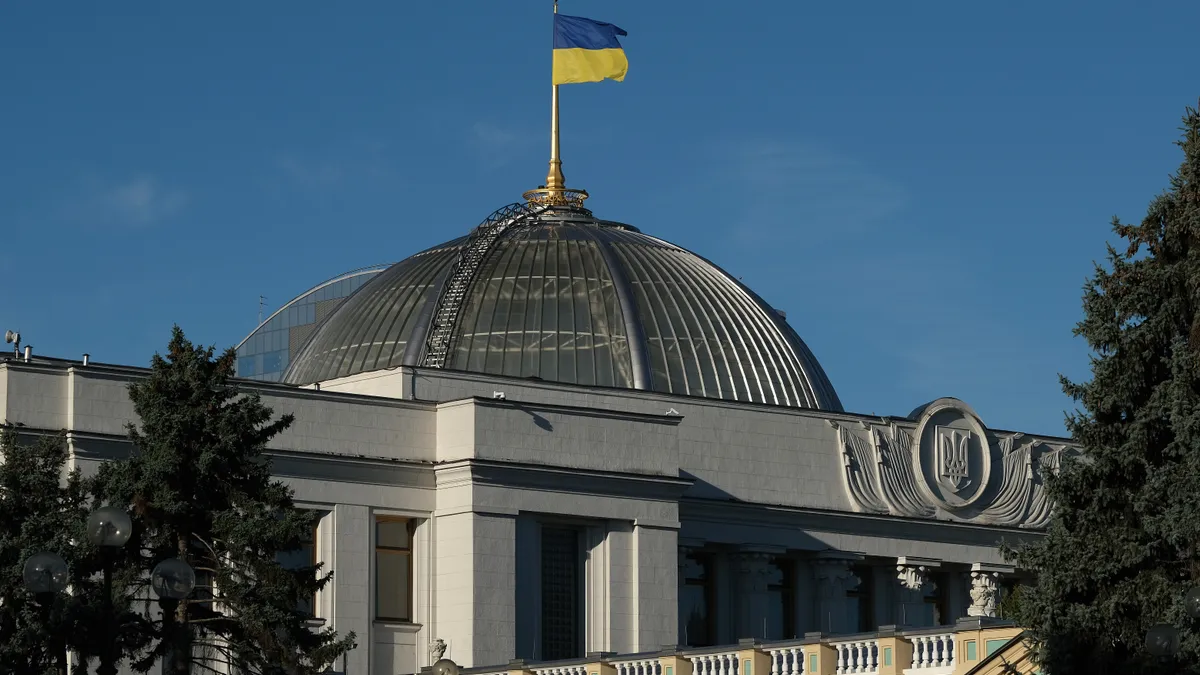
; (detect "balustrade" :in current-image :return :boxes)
[454,621,1021,675]
[908,632,954,671]
[688,651,740,675]
[613,658,662,675]
[830,639,879,675]
[765,646,803,675]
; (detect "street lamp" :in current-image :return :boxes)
[86,506,133,675]
[1186,586,1200,621]
[152,558,196,675]
[1145,623,1180,658]
[22,552,70,675]
[1143,585,1200,662]
[22,552,69,596]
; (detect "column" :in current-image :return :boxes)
[894,557,939,628]
[734,551,776,640]
[967,563,1013,618]
[632,523,679,650]
[433,510,516,667]
[812,553,860,635]
[331,504,371,675]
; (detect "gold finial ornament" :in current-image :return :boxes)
[524,0,589,208]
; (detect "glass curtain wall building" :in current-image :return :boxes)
[235,265,389,381]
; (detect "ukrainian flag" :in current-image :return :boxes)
[552,14,628,85]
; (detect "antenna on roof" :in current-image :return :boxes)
[4,330,20,356]
[258,295,268,326]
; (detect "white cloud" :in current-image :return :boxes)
[98,175,188,226]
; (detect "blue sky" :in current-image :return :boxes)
[2,1,1197,435]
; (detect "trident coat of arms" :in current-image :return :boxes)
[936,428,971,492]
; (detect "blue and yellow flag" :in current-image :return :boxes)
[552,14,628,85]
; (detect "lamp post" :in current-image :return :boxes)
[22,506,132,675]
[152,558,196,675]
[1143,585,1200,664]
[86,506,133,675]
[21,552,70,675]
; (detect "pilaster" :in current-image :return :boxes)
[812,553,861,635]
[433,510,516,667]
[967,563,1013,619]
[332,504,372,675]
[735,551,778,640]
[894,557,939,628]
[801,635,836,675]
[633,523,679,650]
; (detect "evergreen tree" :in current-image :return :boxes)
[0,428,112,675]
[96,327,355,674]
[1008,103,1200,674]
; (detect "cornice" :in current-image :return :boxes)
[681,498,1043,548]
[438,396,684,426]
[434,458,693,501]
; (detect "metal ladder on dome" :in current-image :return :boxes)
[421,202,545,369]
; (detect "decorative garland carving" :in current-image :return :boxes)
[833,398,1077,529]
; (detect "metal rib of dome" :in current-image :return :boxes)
[283,204,843,411]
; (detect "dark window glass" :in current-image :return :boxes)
[541,526,582,660]
[375,518,413,621]
[680,552,715,646]
[925,570,949,626]
[847,564,875,633]
[766,558,795,639]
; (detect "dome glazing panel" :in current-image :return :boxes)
[283,203,842,411]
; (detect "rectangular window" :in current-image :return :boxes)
[276,518,319,616]
[847,564,875,633]
[540,526,582,660]
[925,570,949,626]
[766,558,795,639]
[375,517,413,621]
[680,551,715,646]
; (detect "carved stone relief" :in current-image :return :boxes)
[968,571,1000,618]
[832,397,1078,528]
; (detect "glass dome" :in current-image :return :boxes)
[283,204,842,410]
[235,265,389,381]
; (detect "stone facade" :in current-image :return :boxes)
[0,357,1066,675]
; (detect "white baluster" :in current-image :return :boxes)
[790,648,801,675]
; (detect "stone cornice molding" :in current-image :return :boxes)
[438,396,685,427]
[61,429,436,488]
[681,498,1041,550]
[434,458,694,501]
[0,359,437,411]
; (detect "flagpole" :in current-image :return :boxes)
[546,0,565,194]
[524,0,588,208]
